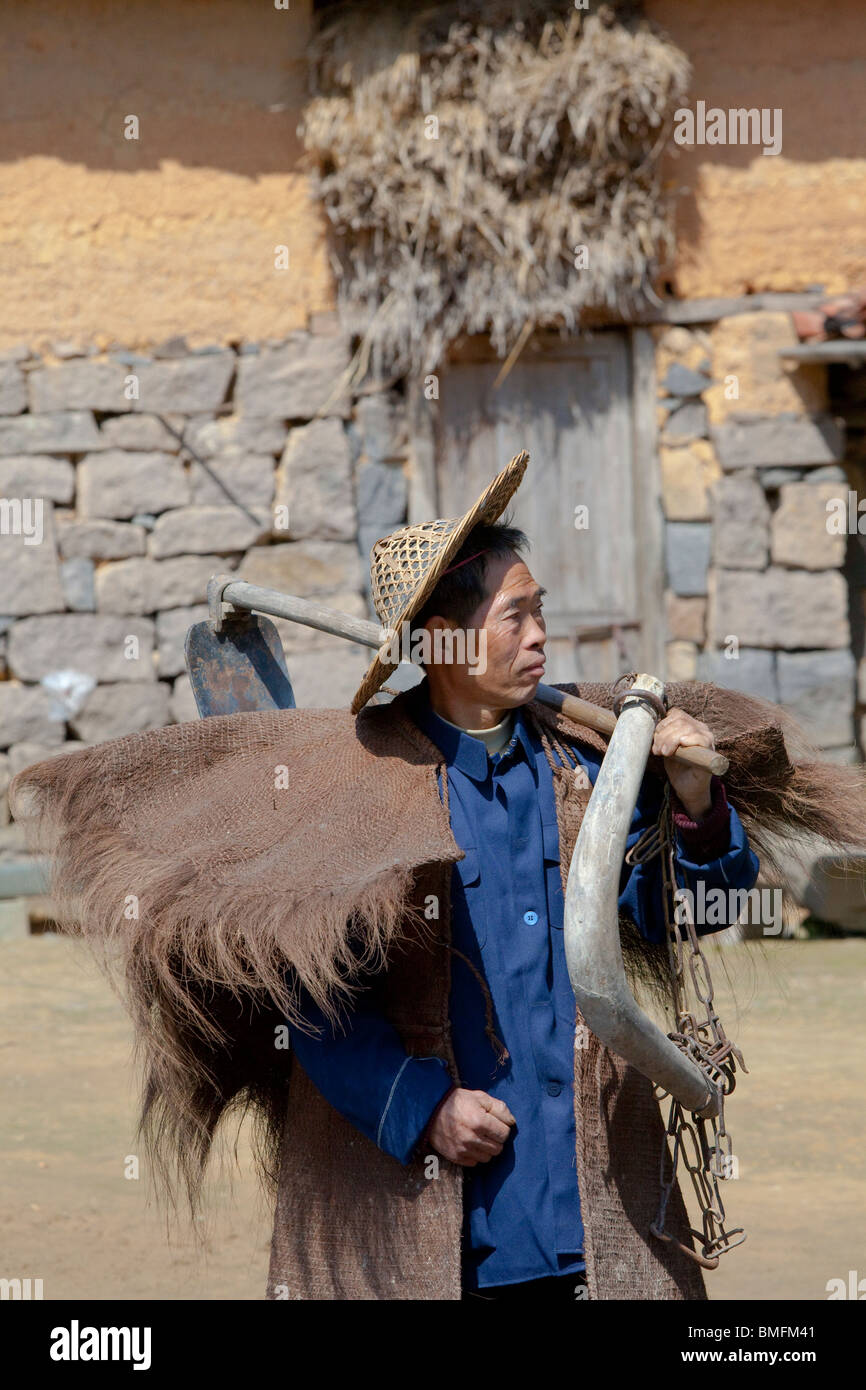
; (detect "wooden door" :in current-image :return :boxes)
[430,331,661,685]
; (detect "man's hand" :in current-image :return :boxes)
[426,1087,516,1167]
[651,706,715,819]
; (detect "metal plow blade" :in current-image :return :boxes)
[184,612,296,717]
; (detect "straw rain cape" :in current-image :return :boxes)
[10,676,866,1299]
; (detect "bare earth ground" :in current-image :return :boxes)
[1,932,864,1301]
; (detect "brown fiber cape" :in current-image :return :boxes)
[10,677,866,1299]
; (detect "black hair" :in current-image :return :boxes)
[412,517,530,640]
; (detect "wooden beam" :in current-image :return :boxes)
[627,291,827,326]
[630,327,666,674]
[406,376,440,523]
[779,342,866,364]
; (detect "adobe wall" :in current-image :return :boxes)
[646,0,866,298]
[0,0,334,356]
[4,0,863,354]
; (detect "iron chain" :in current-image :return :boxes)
[626,781,748,1268]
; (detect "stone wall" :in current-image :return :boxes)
[655,312,864,761]
[0,317,412,841]
[5,305,866,928]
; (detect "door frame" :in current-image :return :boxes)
[406,326,665,677]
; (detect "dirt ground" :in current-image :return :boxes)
[1,931,864,1301]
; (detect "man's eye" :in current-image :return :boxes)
[504,605,543,620]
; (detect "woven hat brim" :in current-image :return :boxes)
[350,449,529,714]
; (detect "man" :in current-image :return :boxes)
[11,450,856,1301]
[285,513,758,1303]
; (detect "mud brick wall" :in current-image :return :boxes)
[655,312,865,763]
[0,319,411,836]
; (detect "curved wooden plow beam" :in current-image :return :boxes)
[562,674,719,1119]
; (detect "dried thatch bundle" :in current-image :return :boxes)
[300,0,690,379]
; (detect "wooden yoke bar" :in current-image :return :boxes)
[209,577,729,777]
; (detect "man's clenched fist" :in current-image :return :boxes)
[651,705,716,819]
[425,1087,516,1167]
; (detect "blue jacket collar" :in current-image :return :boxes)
[406,678,536,782]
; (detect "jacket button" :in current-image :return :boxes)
[546,1081,562,1097]
[523,910,538,925]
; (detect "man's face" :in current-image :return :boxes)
[423,551,547,708]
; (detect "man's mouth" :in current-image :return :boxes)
[525,660,546,677]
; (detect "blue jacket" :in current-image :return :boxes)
[287,681,760,1290]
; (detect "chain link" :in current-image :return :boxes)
[625,781,748,1268]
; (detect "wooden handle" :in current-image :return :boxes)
[214,582,730,775]
[535,682,729,777]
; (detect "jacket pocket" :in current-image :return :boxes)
[467,1198,495,1256]
[542,819,561,865]
[543,819,565,931]
[454,848,485,946]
